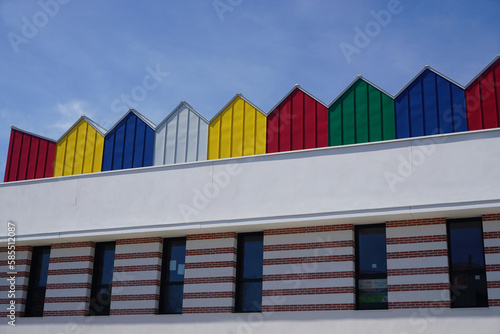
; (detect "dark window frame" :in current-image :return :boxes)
[355,223,388,310]
[24,246,51,317]
[235,232,264,313]
[159,237,186,314]
[88,242,116,316]
[447,217,489,308]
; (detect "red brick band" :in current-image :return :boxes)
[45,296,88,303]
[113,265,161,272]
[51,242,95,249]
[46,282,92,289]
[187,232,237,241]
[44,310,87,316]
[485,246,500,254]
[489,299,500,307]
[111,294,159,301]
[483,214,500,221]
[115,252,162,260]
[388,283,449,292]
[486,264,500,271]
[184,276,236,284]
[262,303,354,312]
[484,231,500,239]
[386,235,446,245]
[388,267,448,276]
[263,271,354,281]
[487,281,500,288]
[265,224,353,236]
[48,268,92,276]
[182,306,233,313]
[185,261,236,269]
[0,259,30,266]
[389,301,449,309]
[183,291,235,299]
[264,240,353,252]
[116,237,162,245]
[386,218,446,228]
[185,247,236,256]
[387,249,447,259]
[112,279,160,287]
[110,308,157,315]
[49,256,94,263]
[263,286,354,296]
[263,254,353,266]
[0,245,32,252]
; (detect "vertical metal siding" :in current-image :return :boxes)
[101,111,155,171]
[328,78,395,146]
[266,87,328,154]
[465,57,500,131]
[154,102,209,165]
[3,128,56,182]
[395,68,466,139]
[208,95,266,160]
[53,118,105,177]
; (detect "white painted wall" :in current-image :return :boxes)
[1,129,500,242]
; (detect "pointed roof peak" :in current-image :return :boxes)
[157,100,209,128]
[327,76,394,107]
[210,92,265,122]
[57,115,107,142]
[267,84,328,114]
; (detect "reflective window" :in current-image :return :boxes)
[25,246,51,317]
[89,242,116,316]
[159,238,186,314]
[235,232,263,312]
[355,224,388,310]
[447,218,488,308]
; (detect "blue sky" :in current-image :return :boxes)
[0,0,499,180]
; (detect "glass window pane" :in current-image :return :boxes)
[37,250,50,287]
[100,247,116,285]
[450,272,488,308]
[89,242,115,316]
[449,221,485,268]
[160,284,184,314]
[25,246,50,317]
[238,281,262,312]
[168,242,186,283]
[358,227,387,275]
[242,236,263,279]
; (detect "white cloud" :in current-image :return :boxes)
[52,100,92,131]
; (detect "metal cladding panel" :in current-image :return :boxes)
[328,78,395,146]
[466,57,500,131]
[154,103,209,165]
[395,68,467,139]
[266,88,328,153]
[3,128,56,182]
[101,112,155,171]
[53,119,105,177]
[208,96,267,160]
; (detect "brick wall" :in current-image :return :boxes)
[44,242,94,316]
[183,232,237,313]
[110,237,162,315]
[262,224,355,311]
[386,218,450,309]
[0,245,31,317]
[483,214,500,307]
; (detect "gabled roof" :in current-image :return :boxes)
[57,115,107,142]
[327,75,394,108]
[106,108,156,134]
[209,92,266,123]
[393,65,465,99]
[465,54,500,88]
[156,100,209,129]
[268,84,328,115]
[10,126,57,143]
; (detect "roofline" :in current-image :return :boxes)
[393,65,465,99]
[57,115,107,142]
[105,108,156,134]
[209,93,266,123]
[156,101,209,129]
[464,54,500,88]
[10,126,57,143]
[267,84,328,115]
[327,75,394,108]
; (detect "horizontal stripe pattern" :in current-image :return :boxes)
[44,243,94,316]
[483,216,500,308]
[110,238,162,315]
[263,224,355,312]
[0,247,31,316]
[387,218,450,309]
[183,232,237,313]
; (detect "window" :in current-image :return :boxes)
[159,238,186,314]
[447,218,488,308]
[355,224,388,310]
[25,246,51,317]
[89,242,116,316]
[235,232,263,313]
